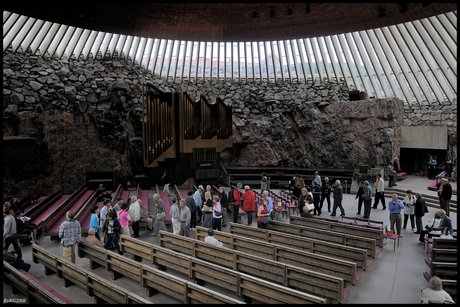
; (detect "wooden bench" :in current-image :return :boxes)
[425,248,457,266]
[159,231,347,303]
[267,220,379,258]
[120,233,326,304]
[423,261,457,282]
[32,244,150,304]
[397,172,407,180]
[291,215,386,248]
[3,260,71,304]
[195,225,360,286]
[78,239,246,304]
[229,222,369,270]
[424,231,458,252]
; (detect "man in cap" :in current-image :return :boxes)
[362,181,373,218]
[113,196,123,214]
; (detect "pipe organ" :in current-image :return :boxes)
[142,83,232,168]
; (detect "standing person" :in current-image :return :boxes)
[436,179,445,209]
[201,185,214,207]
[414,193,426,234]
[99,199,113,229]
[242,185,256,226]
[170,198,181,235]
[320,177,332,213]
[441,178,452,216]
[3,207,22,260]
[162,170,170,196]
[386,161,395,188]
[118,203,131,236]
[218,187,228,227]
[257,198,271,229]
[362,181,373,218]
[428,156,437,180]
[418,211,442,245]
[293,174,304,198]
[232,183,243,223]
[58,211,81,264]
[151,194,168,236]
[444,159,453,177]
[311,181,322,215]
[402,189,416,231]
[129,196,141,237]
[89,205,102,241]
[178,199,191,237]
[260,172,268,192]
[201,192,213,228]
[113,196,124,215]
[193,185,203,224]
[185,191,197,231]
[211,195,223,231]
[372,174,386,209]
[331,180,345,217]
[388,194,404,237]
[139,199,153,231]
[314,171,322,188]
[102,211,123,255]
[392,158,399,186]
[355,183,365,215]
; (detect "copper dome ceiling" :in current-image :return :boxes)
[3,3,457,41]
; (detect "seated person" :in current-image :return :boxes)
[10,197,21,212]
[95,184,110,201]
[438,209,454,237]
[419,276,455,304]
[85,228,104,247]
[14,210,39,244]
[204,228,223,247]
[3,240,31,272]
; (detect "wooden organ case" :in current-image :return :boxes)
[142,83,232,185]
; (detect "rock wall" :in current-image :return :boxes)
[2,48,455,198]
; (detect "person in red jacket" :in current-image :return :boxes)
[233,183,243,223]
[242,185,256,226]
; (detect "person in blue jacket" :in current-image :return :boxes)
[90,205,102,240]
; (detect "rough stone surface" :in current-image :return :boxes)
[2,48,456,198]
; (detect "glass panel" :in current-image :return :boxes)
[239,42,245,78]
[246,42,253,78]
[204,42,211,78]
[190,41,198,76]
[183,41,193,79]
[265,41,275,79]
[233,42,238,77]
[226,42,232,78]
[253,42,260,79]
[212,42,218,78]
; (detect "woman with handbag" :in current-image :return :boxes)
[211,195,223,231]
[151,194,168,236]
[402,190,416,231]
[257,198,271,229]
[118,203,131,236]
[202,192,213,228]
[242,186,256,226]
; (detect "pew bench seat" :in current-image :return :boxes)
[18,269,73,304]
[397,172,407,180]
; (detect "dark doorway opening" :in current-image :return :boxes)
[400,148,447,175]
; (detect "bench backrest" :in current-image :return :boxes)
[431,262,457,280]
[430,248,457,263]
[195,226,358,285]
[268,220,378,258]
[290,215,386,247]
[159,230,345,303]
[432,238,458,250]
[120,234,326,304]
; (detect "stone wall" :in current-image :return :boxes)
[2,48,455,198]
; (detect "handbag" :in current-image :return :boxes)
[157,211,166,221]
[303,203,315,214]
[261,215,272,224]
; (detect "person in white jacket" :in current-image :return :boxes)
[419,276,454,304]
[418,211,442,244]
[129,196,141,237]
[402,189,416,231]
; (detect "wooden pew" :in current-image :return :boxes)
[78,240,246,304]
[120,234,327,304]
[32,244,151,304]
[425,248,457,266]
[290,215,386,248]
[432,237,458,250]
[159,231,347,303]
[194,226,360,286]
[3,261,70,304]
[423,261,457,282]
[228,222,369,270]
[267,220,379,258]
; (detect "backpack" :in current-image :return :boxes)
[228,189,235,204]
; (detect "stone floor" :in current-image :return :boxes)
[3,175,457,304]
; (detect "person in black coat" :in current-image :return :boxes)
[219,187,228,227]
[441,178,452,216]
[185,191,197,230]
[101,211,123,255]
[320,177,332,212]
[414,193,426,234]
[355,185,365,215]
